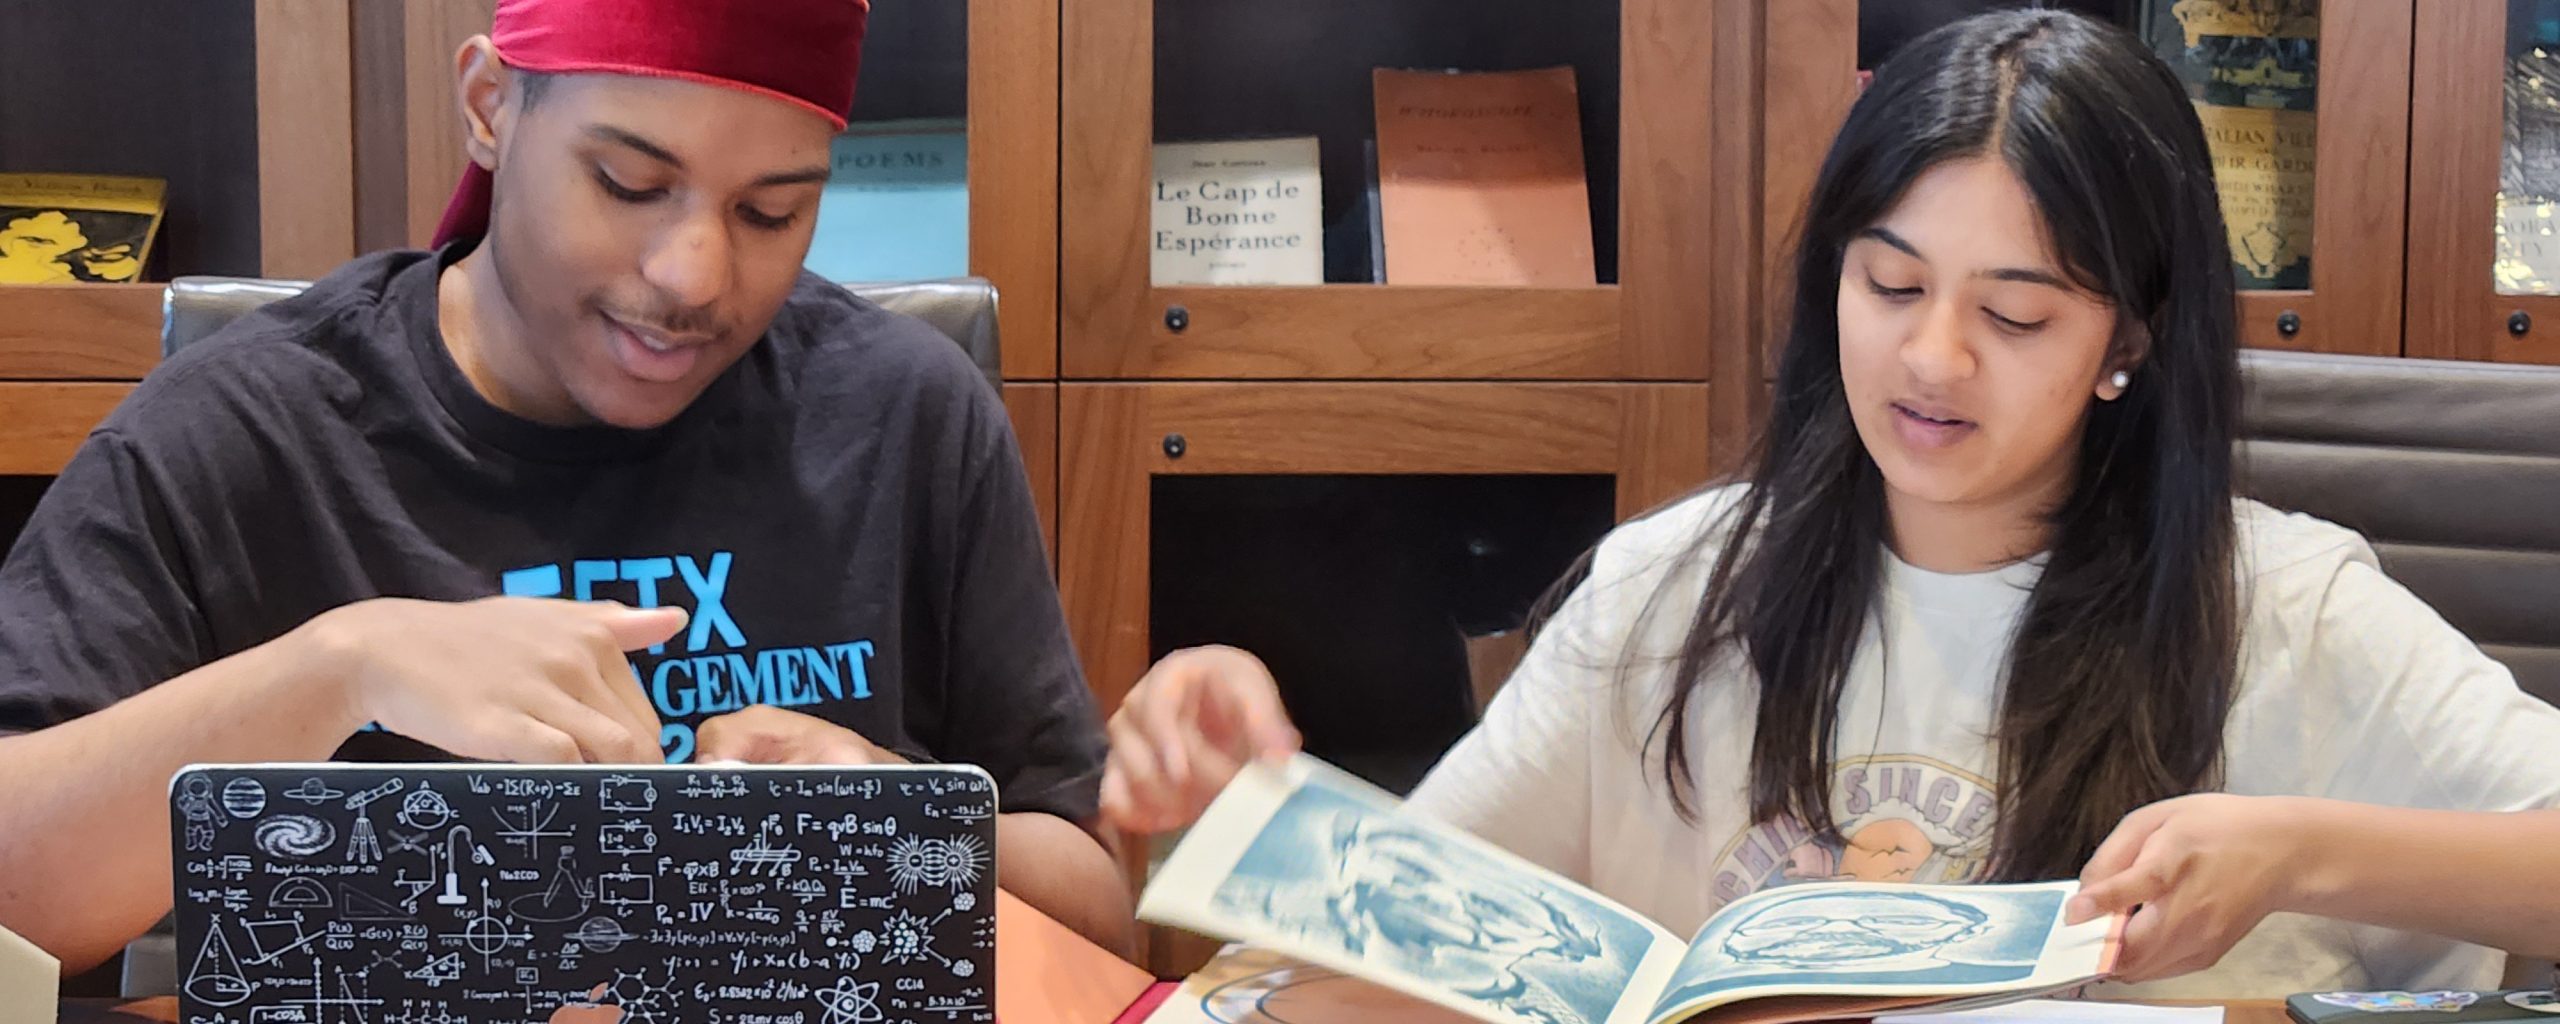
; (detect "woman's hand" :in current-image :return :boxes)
[2068,794,2331,983]
[1100,645,1301,834]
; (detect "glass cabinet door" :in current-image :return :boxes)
[2498,0,2560,297]
[2411,0,2560,363]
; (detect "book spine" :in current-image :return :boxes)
[2150,1,2319,291]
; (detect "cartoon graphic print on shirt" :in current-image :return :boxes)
[1707,755,1998,912]
[500,551,879,762]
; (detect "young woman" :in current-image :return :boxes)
[1101,10,2560,997]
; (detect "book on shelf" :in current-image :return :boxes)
[1371,66,1596,287]
[805,117,969,283]
[2143,0,2319,290]
[1364,137,1386,284]
[0,173,165,285]
[1136,755,2121,1024]
[1151,136,1325,286]
[1318,137,1390,284]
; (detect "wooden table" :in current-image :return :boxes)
[2220,1001,2288,1024]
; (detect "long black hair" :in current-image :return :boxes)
[1651,10,2241,882]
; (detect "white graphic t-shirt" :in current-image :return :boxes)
[1406,486,2560,999]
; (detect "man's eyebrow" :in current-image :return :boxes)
[587,124,683,168]
[584,124,829,187]
[750,165,833,188]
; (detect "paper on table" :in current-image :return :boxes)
[0,918,58,1024]
[1879,1000,2225,1024]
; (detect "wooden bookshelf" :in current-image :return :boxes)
[0,0,355,281]
[0,285,161,475]
[1059,0,1721,381]
[0,0,356,481]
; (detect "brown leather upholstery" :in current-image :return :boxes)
[2240,350,2560,706]
[160,275,1003,391]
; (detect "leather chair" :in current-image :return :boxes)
[2239,350,2560,706]
[160,275,1004,391]
[110,273,1003,998]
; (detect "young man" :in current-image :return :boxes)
[0,0,1132,971]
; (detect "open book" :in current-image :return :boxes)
[1138,756,2124,1024]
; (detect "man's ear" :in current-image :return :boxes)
[455,35,511,172]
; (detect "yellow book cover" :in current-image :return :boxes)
[0,172,167,284]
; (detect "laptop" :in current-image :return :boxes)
[169,762,997,1024]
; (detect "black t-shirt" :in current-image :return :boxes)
[0,244,1106,822]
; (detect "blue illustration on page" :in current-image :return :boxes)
[1648,887,2064,1018]
[1206,780,1658,1024]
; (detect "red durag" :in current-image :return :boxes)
[429,0,871,248]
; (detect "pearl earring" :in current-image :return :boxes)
[2109,370,2131,390]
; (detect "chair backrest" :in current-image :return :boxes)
[161,274,1003,391]
[2239,350,2560,706]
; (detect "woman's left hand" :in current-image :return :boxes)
[2066,793,2332,983]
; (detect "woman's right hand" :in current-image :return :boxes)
[1101,645,1302,834]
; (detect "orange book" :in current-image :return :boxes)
[1371,66,1596,286]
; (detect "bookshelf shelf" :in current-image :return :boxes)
[1069,283,1625,379]
[0,285,163,381]
[0,382,132,476]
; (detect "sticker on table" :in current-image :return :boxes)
[2312,992,2481,1014]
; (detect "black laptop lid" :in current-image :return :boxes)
[170,763,997,1023]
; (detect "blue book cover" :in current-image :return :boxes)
[807,118,969,283]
